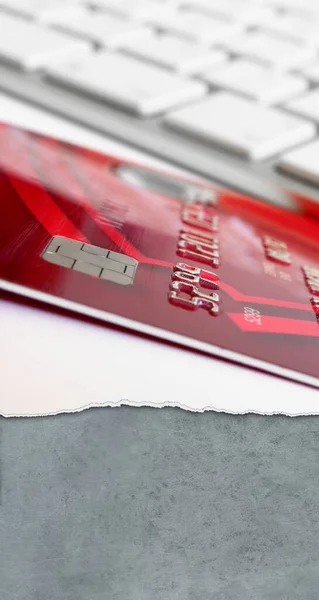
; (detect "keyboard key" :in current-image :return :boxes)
[120,30,228,73]
[265,14,319,47]
[302,63,319,84]
[185,0,276,26]
[278,140,319,186]
[0,0,81,21]
[225,31,315,70]
[164,92,315,160]
[50,8,150,47]
[0,12,90,70]
[89,0,175,22]
[286,90,319,124]
[45,52,207,116]
[200,60,307,105]
[149,9,241,44]
[268,0,319,18]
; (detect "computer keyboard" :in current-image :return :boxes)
[0,0,319,208]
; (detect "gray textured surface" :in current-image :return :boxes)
[1,408,319,600]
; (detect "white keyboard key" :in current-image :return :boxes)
[303,63,319,84]
[164,92,315,160]
[149,9,241,44]
[278,140,319,186]
[286,90,319,124]
[225,32,316,70]
[185,0,276,26]
[89,0,175,22]
[0,0,81,21]
[50,8,149,47]
[0,13,90,70]
[46,52,207,116]
[268,0,319,18]
[120,30,228,74]
[201,60,307,105]
[265,14,319,48]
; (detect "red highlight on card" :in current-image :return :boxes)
[228,313,319,336]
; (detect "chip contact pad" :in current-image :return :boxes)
[42,236,138,285]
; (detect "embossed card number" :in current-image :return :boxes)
[169,263,220,316]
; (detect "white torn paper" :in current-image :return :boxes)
[2,297,319,417]
[0,92,318,417]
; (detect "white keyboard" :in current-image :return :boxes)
[0,0,319,206]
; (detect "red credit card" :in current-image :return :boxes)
[1,122,319,388]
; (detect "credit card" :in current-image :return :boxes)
[1,122,319,388]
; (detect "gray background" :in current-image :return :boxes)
[1,407,319,600]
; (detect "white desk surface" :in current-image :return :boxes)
[0,92,317,417]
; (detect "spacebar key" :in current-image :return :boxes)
[45,52,206,117]
[164,92,316,160]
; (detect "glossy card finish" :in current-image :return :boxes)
[1,122,319,388]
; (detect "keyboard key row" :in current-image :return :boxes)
[88,0,176,22]
[0,2,317,175]
[200,59,308,105]
[1,5,317,77]
[42,48,317,161]
[46,52,207,116]
[148,9,242,44]
[164,93,316,160]
[224,31,316,70]
[119,30,313,108]
[120,30,228,73]
[0,12,90,69]
[0,0,82,21]
[50,8,150,47]
[183,0,278,26]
